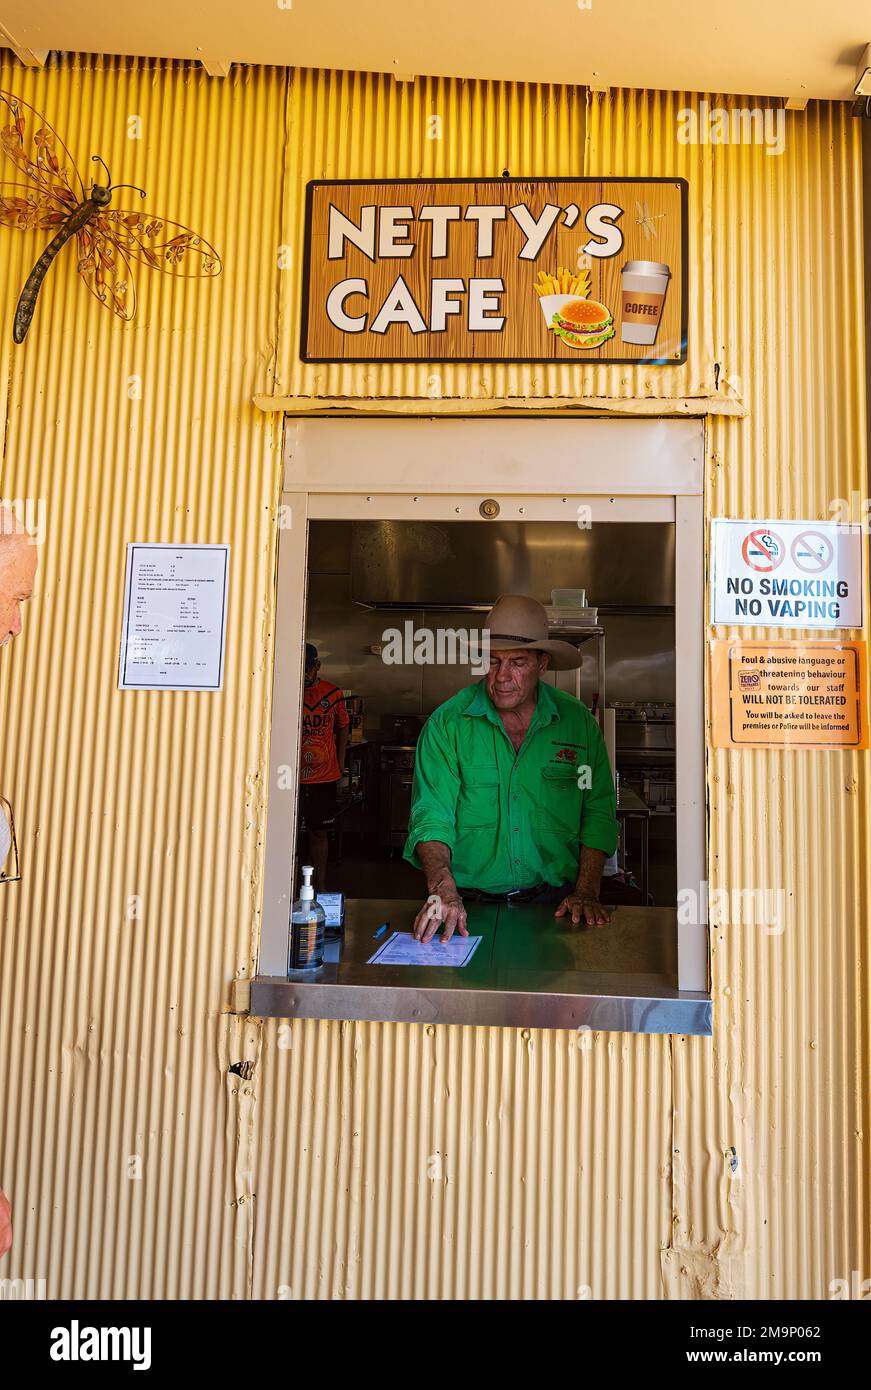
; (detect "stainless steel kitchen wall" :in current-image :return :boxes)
[0,55,867,1299]
[346,520,676,608]
[305,519,676,716]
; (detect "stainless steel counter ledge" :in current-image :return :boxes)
[246,898,712,1036]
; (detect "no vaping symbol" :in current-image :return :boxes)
[791,530,833,573]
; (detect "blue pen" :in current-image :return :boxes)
[373,922,389,939]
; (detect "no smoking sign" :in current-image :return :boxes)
[712,518,863,629]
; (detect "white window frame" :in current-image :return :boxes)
[259,418,707,992]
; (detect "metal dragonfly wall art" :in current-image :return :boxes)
[0,90,221,342]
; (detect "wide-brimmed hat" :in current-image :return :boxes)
[483,594,582,671]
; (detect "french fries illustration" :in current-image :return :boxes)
[533,266,591,298]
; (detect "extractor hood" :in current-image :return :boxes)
[349,520,675,612]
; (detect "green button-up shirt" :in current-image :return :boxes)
[403,679,618,893]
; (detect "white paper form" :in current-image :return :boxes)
[367,931,483,967]
[118,543,230,691]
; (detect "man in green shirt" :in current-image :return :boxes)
[404,594,618,944]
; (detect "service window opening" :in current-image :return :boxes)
[252,414,708,1033]
[302,517,677,917]
[293,518,680,976]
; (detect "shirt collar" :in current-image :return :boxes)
[465,678,559,727]
[535,680,559,725]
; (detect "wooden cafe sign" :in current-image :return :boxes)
[300,178,687,365]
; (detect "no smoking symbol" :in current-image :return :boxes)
[741,529,783,572]
[791,530,833,573]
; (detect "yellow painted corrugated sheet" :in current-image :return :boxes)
[251,1022,672,1300]
[700,96,871,1298]
[0,58,868,1300]
[258,85,869,1300]
[0,53,287,1297]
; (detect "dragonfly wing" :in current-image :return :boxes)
[76,226,136,322]
[0,181,69,231]
[96,210,222,277]
[0,90,84,206]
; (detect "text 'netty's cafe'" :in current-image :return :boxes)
[323,198,625,334]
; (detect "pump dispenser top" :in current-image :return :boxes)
[299,864,315,903]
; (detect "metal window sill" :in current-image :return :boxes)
[241,899,711,1037]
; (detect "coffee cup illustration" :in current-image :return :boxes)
[620,260,671,345]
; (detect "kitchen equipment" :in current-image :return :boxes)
[545,605,598,626]
[613,701,676,816]
[379,745,417,848]
[349,519,675,610]
[344,691,364,741]
[388,714,421,746]
[612,701,675,752]
[616,784,651,904]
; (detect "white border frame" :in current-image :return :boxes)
[259,418,707,992]
[118,543,231,691]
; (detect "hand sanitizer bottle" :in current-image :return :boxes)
[288,864,326,974]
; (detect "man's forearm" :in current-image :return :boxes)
[335,729,349,768]
[415,841,458,895]
[575,845,607,897]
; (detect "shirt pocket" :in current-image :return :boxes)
[457,764,500,828]
[536,764,582,838]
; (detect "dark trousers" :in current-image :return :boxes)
[459,881,575,906]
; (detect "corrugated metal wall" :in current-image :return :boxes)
[0,53,287,1298]
[700,96,870,1298]
[0,57,867,1299]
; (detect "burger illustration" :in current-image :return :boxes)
[532,271,615,351]
[550,298,614,350]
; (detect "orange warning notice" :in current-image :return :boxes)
[711,641,869,748]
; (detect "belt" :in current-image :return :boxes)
[458,883,545,905]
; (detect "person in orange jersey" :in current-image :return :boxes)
[298,643,349,890]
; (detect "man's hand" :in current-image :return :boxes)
[555,891,611,928]
[412,887,468,944]
[0,1189,11,1258]
[412,844,468,944]
[558,846,611,927]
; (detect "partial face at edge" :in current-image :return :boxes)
[0,536,37,647]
